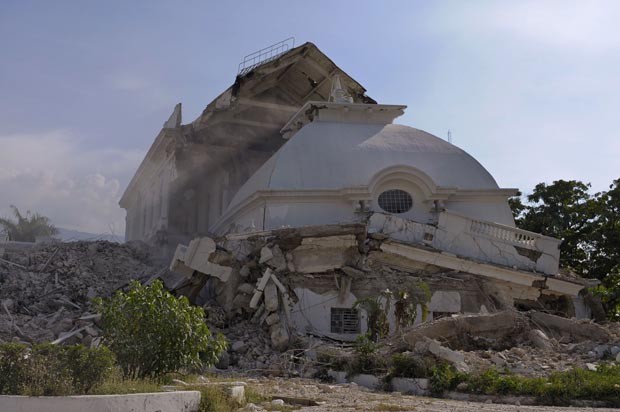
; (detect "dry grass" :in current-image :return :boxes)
[375,403,412,411]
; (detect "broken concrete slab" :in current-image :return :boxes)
[250,268,273,309]
[427,338,470,373]
[259,246,274,264]
[270,324,289,351]
[528,329,554,351]
[170,237,233,282]
[529,312,611,343]
[267,245,287,272]
[264,282,279,313]
[265,312,280,326]
[402,311,526,350]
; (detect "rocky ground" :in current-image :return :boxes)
[239,377,620,411]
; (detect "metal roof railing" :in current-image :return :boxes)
[237,37,295,76]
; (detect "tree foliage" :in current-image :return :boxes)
[512,180,597,274]
[0,205,58,242]
[510,178,620,318]
[95,280,227,380]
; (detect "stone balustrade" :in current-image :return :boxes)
[369,211,561,275]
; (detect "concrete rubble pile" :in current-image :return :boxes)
[167,224,366,357]
[166,221,620,377]
[386,310,620,377]
[0,241,162,345]
[1,225,617,381]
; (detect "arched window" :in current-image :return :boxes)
[378,189,413,214]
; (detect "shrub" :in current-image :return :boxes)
[0,343,115,396]
[195,385,244,412]
[429,362,467,396]
[316,347,351,371]
[390,353,433,379]
[429,364,620,407]
[95,280,227,380]
[64,344,117,393]
[0,343,29,395]
[347,334,387,376]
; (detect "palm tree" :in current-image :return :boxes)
[0,205,58,242]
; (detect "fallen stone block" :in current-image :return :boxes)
[259,246,273,264]
[265,312,280,326]
[528,329,554,351]
[530,312,611,343]
[270,324,289,351]
[427,338,469,372]
[264,282,279,313]
[403,311,525,350]
[171,237,233,282]
[267,245,287,272]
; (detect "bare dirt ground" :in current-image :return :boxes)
[244,377,620,412]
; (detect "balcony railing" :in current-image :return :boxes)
[369,211,561,275]
[469,218,539,247]
[238,37,295,76]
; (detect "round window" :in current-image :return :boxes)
[378,189,413,214]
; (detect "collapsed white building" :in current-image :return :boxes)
[120,41,590,346]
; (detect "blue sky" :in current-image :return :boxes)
[1,0,619,234]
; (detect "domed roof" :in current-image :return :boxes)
[228,121,499,209]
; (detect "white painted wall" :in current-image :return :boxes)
[291,288,367,341]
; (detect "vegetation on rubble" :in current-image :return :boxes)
[94,280,228,380]
[194,384,245,412]
[0,342,115,396]
[0,344,247,412]
[354,291,391,341]
[341,333,387,377]
[510,178,620,319]
[429,362,620,406]
[354,281,431,342]
[389,353,434,379]
[394,280,431,330]
[0,205,58,242]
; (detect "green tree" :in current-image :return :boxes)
[516,180,597,275]
[0,205,58,242]
[95,280,227,380]
[508,191,526,225]
[512,178,620,320]
[589,179,620,279]
[589,179,620,318]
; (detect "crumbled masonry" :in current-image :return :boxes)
[1,231,618,381]
[162,217,619,377]
[0,240,163,345]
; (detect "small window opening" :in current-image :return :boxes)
[330,308,360,334]
[378,189,413,214]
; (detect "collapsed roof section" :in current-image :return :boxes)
[120,42,375,210]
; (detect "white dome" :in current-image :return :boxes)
[229,122,499,209]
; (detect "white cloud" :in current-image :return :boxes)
[430,0,620,52]
[0,130,142,235]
